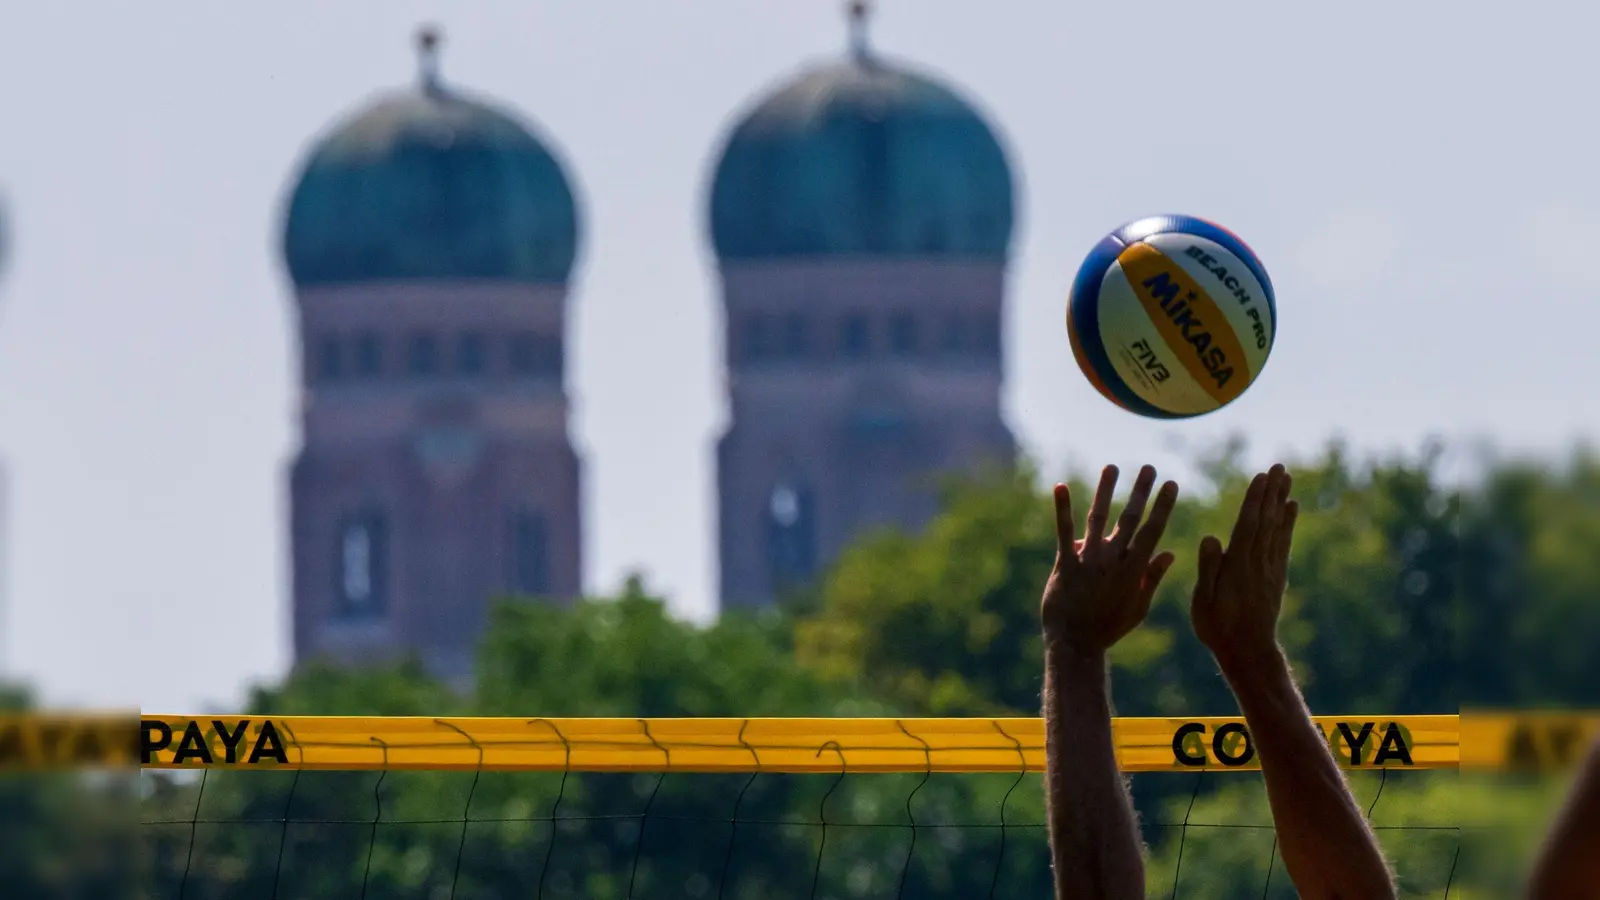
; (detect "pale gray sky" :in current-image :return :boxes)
[0,0,1592,715]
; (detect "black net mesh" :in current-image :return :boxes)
[142,762,1459,898]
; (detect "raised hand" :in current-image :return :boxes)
[1041,464,1177,900]
[1190,464,1398,899]
[1041,464,1179,656]
[1190,463,1299,669]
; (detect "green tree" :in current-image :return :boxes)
[120,439,1600,898]
[794,440,1461,721]
[1458,447,1600,706]
[0,684,142,899]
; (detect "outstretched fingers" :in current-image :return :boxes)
[1268,499,1301,571]
[1083,465,1119,550]
[1052,484,1077,568]
[1129,480,1180,561]
[1258,465,1290,542]
[1109,465,1158,554]
[1193,535,1224,605]
[1227,472,1268,557]
[1138,551,1176,607]
[1122,556,1168,632]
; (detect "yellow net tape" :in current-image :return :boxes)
[1459,711,1600,772]
[3,712,1590,773]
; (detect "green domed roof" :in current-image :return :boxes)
[709,12,1014,262]
[283,33,579,287]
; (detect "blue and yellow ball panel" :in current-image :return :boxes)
[1112,215,1276,332]
[1066,236,1183,419]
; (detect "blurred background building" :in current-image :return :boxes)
[280,29,585,680]
[278,4,1019,674]
[710,2,1017,609]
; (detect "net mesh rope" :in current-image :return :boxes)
[139,718,1461,899]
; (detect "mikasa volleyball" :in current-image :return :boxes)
[1067,215,1276,419]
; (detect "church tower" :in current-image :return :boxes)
[708,3,1018,610]
[280,29,584,679]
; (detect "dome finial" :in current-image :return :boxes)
[415,24,443,91]
[847,0,872,60]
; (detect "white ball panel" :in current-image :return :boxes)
[1097,263,1218,416]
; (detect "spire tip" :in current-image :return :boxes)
[416,24,443,89]
[847,1,872,60]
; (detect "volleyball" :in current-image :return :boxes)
[1067,215,1277,419]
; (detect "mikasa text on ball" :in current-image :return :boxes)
[1067,215,1277,419]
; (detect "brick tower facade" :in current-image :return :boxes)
[708,4,1018,610]
[281,30,583,679]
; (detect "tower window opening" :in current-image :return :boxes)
[940,314,966,355]
[889,312,918,356]
[742,314,773,362]
[538,337,564,379]
[408,333,441,376]
[317,336,344,381]
[782,313,808,358]
[770,486,799,526]
[766,480,817,589]
[456,332,486,376]
[842,314,871,358]
[508,509,550,595]
[978,317,1001,360]
[336,511,388,618]
[510,332,562,380]
[355,332,384,376]
[509,332,537,375]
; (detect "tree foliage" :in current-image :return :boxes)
[7,439,1597,896]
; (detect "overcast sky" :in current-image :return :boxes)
[0,0,1593,714]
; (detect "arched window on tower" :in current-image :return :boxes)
[781,312,808,358]
[940,313,966,355]
[509,332,537,375]
[540,337,565,380]
[336,511,388,618]
[978,316,1002,362]
[766,479,817,591]
[408,332,440,376]
[841,314,871,358]
[355,332,384,376]
[889,312,918,357]
[508,508,550,596]
[509,332,563,381]
[456,332,486,376]
[317,336,344,382]
[741,314,773,363]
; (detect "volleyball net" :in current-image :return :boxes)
[11,712,1596,898]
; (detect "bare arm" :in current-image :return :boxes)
[1526,734,1600,899]
[1191,466,1395,900]
[1044,644,1143,898]
[1219,646,1395,899]
[1040,466,1177,900]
